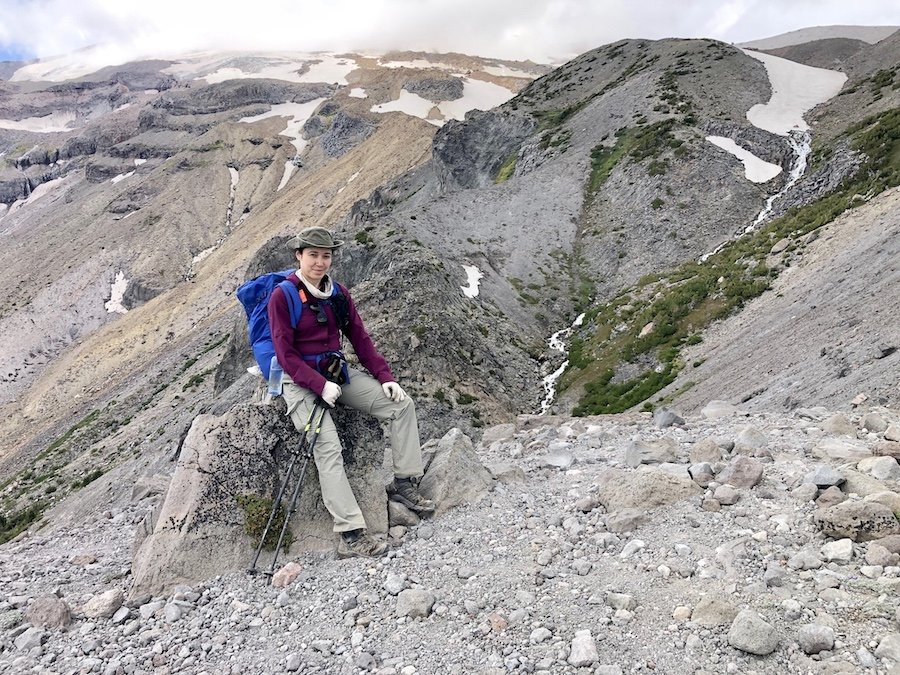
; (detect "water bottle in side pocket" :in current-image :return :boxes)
[267,356,284,397]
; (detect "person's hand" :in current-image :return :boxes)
[382,381,406,402]
[322,381,342,407]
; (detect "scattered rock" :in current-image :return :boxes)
[82,589,124,619]
[716,456,764,489]
[727,609,779,655]
[395,589,435,618]
[271,562,303,588]
[815,501,900,542]
[568,629,599,667]
[701,400,740,420]
[25,596,72,629]
[797,623,835,655]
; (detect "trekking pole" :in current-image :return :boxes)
[247,403,320,575]
[266,400,330,576]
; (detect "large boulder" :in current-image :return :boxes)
[815,501,900,542]
[130,402,484,598]
[130,402,388,598]
[419,428,495,514]
[595,467,701,512]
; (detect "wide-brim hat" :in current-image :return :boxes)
[287,226,344,250]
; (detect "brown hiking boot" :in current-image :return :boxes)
[337,530,388,559]
[389,477,436,514]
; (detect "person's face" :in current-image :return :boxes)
[296,247,333,284]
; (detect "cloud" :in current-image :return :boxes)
[0,0,898,65]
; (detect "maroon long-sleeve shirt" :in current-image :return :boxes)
[268,273,394,395]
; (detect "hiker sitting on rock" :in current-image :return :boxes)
[268,226,434,559]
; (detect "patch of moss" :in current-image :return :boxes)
[237,493,293,552]
[494,153,517,183]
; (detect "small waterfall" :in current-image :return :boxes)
[539,313,585,414]
[699,129,811,263]
[747,130,811,232]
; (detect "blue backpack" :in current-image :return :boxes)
[236,270,347,381]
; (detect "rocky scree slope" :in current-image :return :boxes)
[3,404,900,673]
[337,38,790,409]
[553,33,900,418]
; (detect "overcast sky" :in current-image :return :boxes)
[1,0,899,64]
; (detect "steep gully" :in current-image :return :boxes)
[539,51,846,413]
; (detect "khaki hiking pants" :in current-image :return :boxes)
[281,367,424,532]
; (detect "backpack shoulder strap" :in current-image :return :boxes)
[331,282,350,329]
[277,279,304,328]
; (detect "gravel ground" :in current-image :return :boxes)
[3,404,900,674]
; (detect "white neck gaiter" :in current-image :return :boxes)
[297,271,334,300]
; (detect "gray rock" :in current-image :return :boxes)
[480,423,516,443]
[0,610,23,630]
[735,426,768,449]
[384,573,407,596]
[82,589,124,619]
[432,108,536,190]
[716,456,764,489]
[714,484,741,505]
[701,400,739,420]
[861,412,889,433]
[286,653,302,671]
[727,609,779,655]
[821,538,853,562]
[388,500,421,527]
[815,485,847,509]
[813,439,872,462]
[605,509,648,533]
[866,543,898,567]
[163,603,182,622]
[875,633,900,662]
[320,112,375,158]
[793,483,819,502]
[788,549,823,570]
[859,456,900,481]
[691,595,738,626]
[395,589,435,618]
[815,501,900,542]
[653,407,684,428]
[403,77,464,102]
[542,449,575,469]
[605,592,636,610]
[596,467,701,511]
[688,462,715,487]
[130,403,388,598]
[567,629,599,667]
[798,624,835,654]
[486,462,527,484]
[886,424,900,442]
[14,626,46,651]
[804,465,845,488]
[24,596,72,629]
[529,627,552,644]
[822,414,856,436]
[419,428,495,514]
[841,469,888,497]
[689,438,723,464]
[764,562,787,587]
[624,436,679,467]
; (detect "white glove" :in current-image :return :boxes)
[382,381,406,403]
[322,381,342,407]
